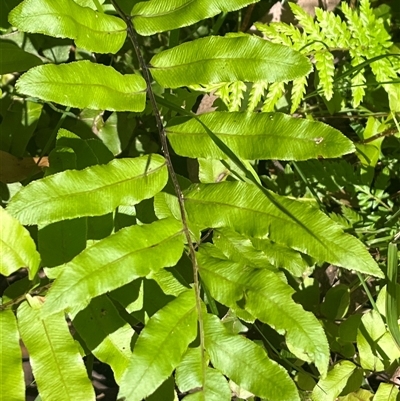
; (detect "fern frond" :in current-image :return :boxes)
[291,75,308,113]
[261,82,285,112]
[215,82,232,108]
[255,22,294,47]
[349,55,367,107]
[248,81,269,112]
[228,81,247,112]
[289,3,320,40]
[314,51,335,100]
[315,8,350,49]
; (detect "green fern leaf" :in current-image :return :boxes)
[291,75,308,113]
[0,310,25,401]
[248,81,268,111]
[184,182,383,277]
[42,218,185,316]
[198,245,329,375]
[118,290,198,401]
[314,51,335,100]
[204,313,301,401]
[261,82,285,112]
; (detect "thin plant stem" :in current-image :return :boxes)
[356,272,378,313]
[109,0,207,388]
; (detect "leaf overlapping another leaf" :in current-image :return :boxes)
[15,61,146,112]
[17,301,95,401]
[118,290,198,401]
[7,154,167,225]
[198,246,329,375]
[204,313,300,401]
[167,111,354,160]
[176,347,231,401]
[132,0,258,36]
[8,0,126,53]
[0,207,40,279]
[150,35,312,88]
[185,182,383,277]
[42,218,185,316]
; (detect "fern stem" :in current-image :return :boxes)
[356,272,378,313]
[292,161,324,208]
[109,0,207,387]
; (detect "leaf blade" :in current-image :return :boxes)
[42,218,185,316]
[150,35,311,88]
[9,0,126,53]
[167,111,354,160]
[17,301,96,401]
[15,61,146,112]
[198,246,329,375]
[0,207,40,279]
[0,310,25,401]
[7,154,168,225]
[118,289,198,401]
[185,182,383,277]
[0,40,42,74]
[204,313,300,401]
[132,0,258,36]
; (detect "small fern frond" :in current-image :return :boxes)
[255,22,294,47]
[228,81,247,112]
[215,82,232,108]
[289,3,320,40]
[248,81,269,111]
[261,82,285,112]
[291,75,308,113]
[314,51,335,100]
[315,8,350,49]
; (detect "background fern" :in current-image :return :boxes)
[194,0,400,113]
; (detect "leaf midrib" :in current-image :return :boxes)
[49,230,184,309]
[152,57,302,70]
[24,81,146,97]
[134,0,197,19]
[167,130,330,143]
[21,12,125,36]
[12,162,166,216]
[124,299,196,398]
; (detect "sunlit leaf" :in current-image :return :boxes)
[42,218,185,316]
[184,182,383,277]
[0,310,25,401]
[204,313,300,401]
[16,61,146,112]
[373,383,400,401]
[118,290,198,401]
[17,301,95,401]
[7,154,167,225]
[167,112,354,160]
[176,348,231,401]
[150,35,311,88]
[312,361,359,401]
[0,40,42,74]
[9,0,126,53]
[0,207,40,279]
[132,0,258,36]
[198,246,329,376]
[250,236,312,277]
[357,310,400,371]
